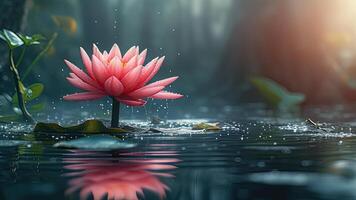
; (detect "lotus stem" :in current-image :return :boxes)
[9,49,35,123]
[111,97,120,128]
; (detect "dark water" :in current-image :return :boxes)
[2,105,356,200]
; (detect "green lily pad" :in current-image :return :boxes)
[33,119,127,134]
[192,122,222,131]
[250,76,305,110]
[53,135,136,150]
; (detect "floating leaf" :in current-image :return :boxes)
[0,29,24,49]
[192,122,222,131]
[53,135,136,150]
[12,83,44,105]
[250,77,305,109]
[33,119,127,134]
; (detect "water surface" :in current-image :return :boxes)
[1,105,356,200]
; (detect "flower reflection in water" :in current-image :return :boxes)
[62,150,179,200]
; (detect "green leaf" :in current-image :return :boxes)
[18,33,45,46]
[0,29,24,49]
[12,83,44,105]
[33,120,128,134]
[250,76,305,110]
[26,83,44,101]
[192,122,222,131]
[29,103,46,112]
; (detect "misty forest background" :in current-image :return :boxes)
[1,0,356,108]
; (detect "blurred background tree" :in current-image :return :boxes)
[0,0,30,94]
[2,0,356,108]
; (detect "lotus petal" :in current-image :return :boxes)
[92,55,109,85]
[108,43,122,60]
[122,55,138,76]
[93,44,103,61]
[128,86,164,99]
[104,76,124,96]
[138,49,147,65]
[116,97,146,106]
[143,56,165,84]
[108,56,123,78]
[63,92,104,101]
[66,76,99,92]
[145,76,178,88]
[121,65,142,91]
[80,47,94,78]
[64,60,100,88]
[137,57,158,86]
[122,46,137,62]
[150,91,183,99]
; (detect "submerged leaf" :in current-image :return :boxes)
[33,119,127,134]
[192,122,222,131]
[53,135,136,150]
[250,77,305,109]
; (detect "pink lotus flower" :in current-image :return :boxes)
[63,44,183,106]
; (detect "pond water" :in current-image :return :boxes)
[1,105,356,200]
